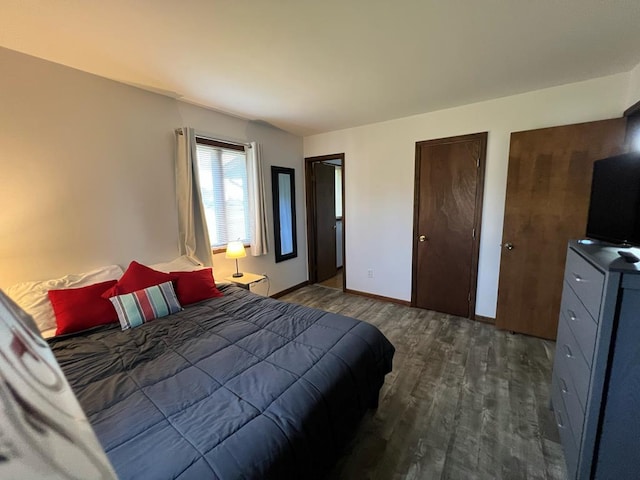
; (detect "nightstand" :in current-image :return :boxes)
[225,272,266,290]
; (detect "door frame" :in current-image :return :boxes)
[305,153,346,290]
[410,132,487,319]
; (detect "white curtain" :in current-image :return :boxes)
[175,127,213,267]
[246,142,269,256]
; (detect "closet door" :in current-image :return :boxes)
[412,132,486,318]
[495,118,626,339]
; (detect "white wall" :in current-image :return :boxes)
[0,47,306,295]
[304,73,630,317]
[626,61,640,108]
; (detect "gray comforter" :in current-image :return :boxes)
[51,285,394,479]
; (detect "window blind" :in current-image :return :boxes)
[195,142,251,247]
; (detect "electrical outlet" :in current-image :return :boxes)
[367,269,374,278]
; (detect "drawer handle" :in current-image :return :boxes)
[567,309,577,321]
[560,378,569,394]
[556,410,565,428]
[563,344,573,358]
[573,273,585,283]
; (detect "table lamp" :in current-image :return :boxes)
[225,241,246,278]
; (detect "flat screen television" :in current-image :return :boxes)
[586,152,640,246]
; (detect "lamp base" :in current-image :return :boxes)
[232,272,244,278]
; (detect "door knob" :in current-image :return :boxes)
[503,242,514,250]
[419,235,427,242]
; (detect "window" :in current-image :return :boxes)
[195,138,251,248]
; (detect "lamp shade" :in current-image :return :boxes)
[225,241,247,259]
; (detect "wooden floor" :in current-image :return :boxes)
[318,269,343,289]
[279,285,566,480]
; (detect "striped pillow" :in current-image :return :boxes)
[109,281,182,330]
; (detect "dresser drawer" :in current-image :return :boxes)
[556,318,590,416]
[553,359,585,441]
[552,376,579,480]
[564,248,605,320]
[560,281,598,369]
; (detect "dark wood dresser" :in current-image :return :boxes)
[552,240,640,479]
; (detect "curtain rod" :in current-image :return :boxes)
[174,128,251,148]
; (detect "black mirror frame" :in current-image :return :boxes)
[271,166,298,263]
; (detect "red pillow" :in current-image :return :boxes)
[48,280,119,336]
[102,261,177,298]
[170,268,223,305]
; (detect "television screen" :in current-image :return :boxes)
[586,152,640,246]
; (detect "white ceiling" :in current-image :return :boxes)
[2,1,640,136]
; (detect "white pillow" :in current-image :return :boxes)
[149,255,203,273]
[5,265,124,338]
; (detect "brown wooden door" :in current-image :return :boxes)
[495,118,626,339]
[314,162,337,282]
[412,133,486,318]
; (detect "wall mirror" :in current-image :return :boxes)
[271,166,297,263]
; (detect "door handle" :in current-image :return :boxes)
[503,242,514,250]
[419,235,427,242]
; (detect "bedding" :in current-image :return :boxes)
[149,255,203,272]
[6,264,124,338]
[170,268,223,305]
[101,261,178,298]
[109,281,183,330]
[48,279,119,335]
[50,284,394,479]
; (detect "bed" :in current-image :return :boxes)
[49,284,395,479]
